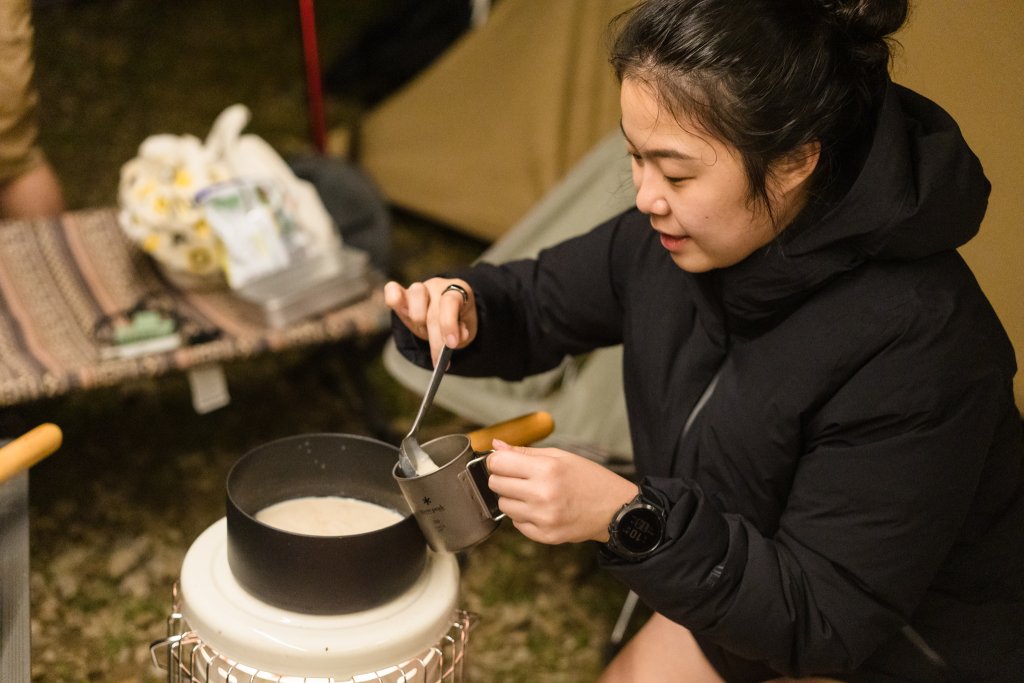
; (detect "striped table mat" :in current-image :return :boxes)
[0,207,389,407]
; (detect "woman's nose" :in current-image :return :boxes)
[634,172,670,216]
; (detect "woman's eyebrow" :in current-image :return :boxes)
[619,120,697,161]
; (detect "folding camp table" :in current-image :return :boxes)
[0,208,390,423]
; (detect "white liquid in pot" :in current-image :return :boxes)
[255,496,405,536]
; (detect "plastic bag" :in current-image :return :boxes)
[118,104,337,289]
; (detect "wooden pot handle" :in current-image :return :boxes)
[0,423,63,484]
[467,411,554,452]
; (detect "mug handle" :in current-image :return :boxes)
[466,452,505,521]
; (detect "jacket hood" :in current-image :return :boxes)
[711,81,991,334]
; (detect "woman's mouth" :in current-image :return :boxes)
[659,232,689,251]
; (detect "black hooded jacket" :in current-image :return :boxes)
[394,83,1024,680]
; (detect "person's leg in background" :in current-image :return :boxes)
[0,0,64,220]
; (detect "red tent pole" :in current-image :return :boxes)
[299,0,326,153]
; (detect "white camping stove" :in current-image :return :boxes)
[150,519,473,682]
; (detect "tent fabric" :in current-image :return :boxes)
[383,130,636,460]
[359,0,634,241]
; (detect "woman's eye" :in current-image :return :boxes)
[665,176,690,185]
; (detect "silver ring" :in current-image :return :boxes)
[443,283,469,304]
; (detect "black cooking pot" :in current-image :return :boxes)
[226,433,426,615]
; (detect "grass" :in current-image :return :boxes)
[9,1,634,681]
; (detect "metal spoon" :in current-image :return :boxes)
[398,345,454,477]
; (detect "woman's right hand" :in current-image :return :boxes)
[384,278,478,364]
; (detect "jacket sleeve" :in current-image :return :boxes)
[393,216,631,379]
[600,284,1016,675]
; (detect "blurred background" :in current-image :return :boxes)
[5,0,1022,681]
[6,1,632,681]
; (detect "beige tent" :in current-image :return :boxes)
[358,0,634,241]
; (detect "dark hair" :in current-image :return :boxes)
[610,0,910,219]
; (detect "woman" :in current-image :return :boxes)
[385,0,1024,679]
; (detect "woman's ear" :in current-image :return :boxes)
[774,140,821,195]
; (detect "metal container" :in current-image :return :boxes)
[225,433,427,615]
[233,244,373,328]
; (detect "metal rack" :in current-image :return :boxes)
[150,584,476,683]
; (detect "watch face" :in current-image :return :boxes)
[618,506,662,554]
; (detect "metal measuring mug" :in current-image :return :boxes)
[393,434,500,553]
[392,412,554,553]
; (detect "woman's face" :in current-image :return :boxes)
[621,78,803,273]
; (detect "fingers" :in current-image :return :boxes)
[383,280,411,324]
[438,284,470,349]
[406,281,431,339]
[383,279,478,359]
[383,280,405,309]
[486,443,564,522]
[485,441,639,545]
[384,280,426,338]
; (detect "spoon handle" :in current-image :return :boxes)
[408,345,454,437]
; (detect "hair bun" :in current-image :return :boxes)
[816,0,909,40]
[812,0,909,72]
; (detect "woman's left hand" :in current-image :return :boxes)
[486,440,639,545]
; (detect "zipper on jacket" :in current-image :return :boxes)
[682,369,723,438]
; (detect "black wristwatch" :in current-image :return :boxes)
[606,486,666,561]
